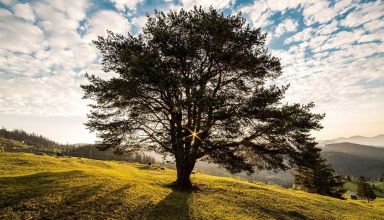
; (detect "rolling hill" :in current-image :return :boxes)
[321,142,384,178]
[322,142,384,159]
[1,153,383,219]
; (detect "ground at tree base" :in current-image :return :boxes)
[1,153,383,219]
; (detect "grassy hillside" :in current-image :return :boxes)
[1,153,383,219]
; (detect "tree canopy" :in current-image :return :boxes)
[82,7,324,188]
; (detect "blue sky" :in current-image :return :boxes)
[0,0,383,143]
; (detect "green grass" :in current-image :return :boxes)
[1,153,384,219]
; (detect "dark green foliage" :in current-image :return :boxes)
[357,176,367,196]
[294,143,346,199]
[63,144,156,164]
[357,176,377,202]
[82,7,324,188]
[345,176,352,181]
[379,173,384,182]
[0,127,59,148]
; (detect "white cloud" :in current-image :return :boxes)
[285,27,313,44]
[302,0,336,25]
[272,1,384,121]
[239,3,272,28]
[312,29,370,53]
[181,0,234,10]
[315,20,338,35]
[302,0,355,26]
[238,0,303,29]
[47,0,89,22]
[364,19,384,33]
[33,1,86,35]
[0,9,44,54]
[274,18,298,36]
[0,8,12,17]
[13,3,35,22]
[341,1,384,28]
[111,0,143,12]
[0,0,133,117]
[265,0,303,12]
[0,0,99,117]
[83,10,131,42]
[131,15,148,31]
[238,0,353,32]
[275,37,384,118]
[0,0,96,76]
[0,71,88,116]
[0,0,14,5]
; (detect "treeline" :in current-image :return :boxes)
[0,127,60,148]
[343,174,384,182]
[62,144,156,164]
[0,127,156,164]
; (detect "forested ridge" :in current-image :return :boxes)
[0,127,156,164]
[0,127,59,148]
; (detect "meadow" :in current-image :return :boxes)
[1,153,383,219]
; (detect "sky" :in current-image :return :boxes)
[0,0,383,144]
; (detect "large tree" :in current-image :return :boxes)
[82,7,324,188]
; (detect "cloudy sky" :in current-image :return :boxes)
[0,0,383,144]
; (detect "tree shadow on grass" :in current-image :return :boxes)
[0,170,104,219]
[230,190,310,220]
[0,170,87,207]
[258,206,308,220]
[0,170,139,219]
[146,185,193,220]
[51,183,133,219]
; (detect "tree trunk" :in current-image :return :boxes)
[175,160,195,189]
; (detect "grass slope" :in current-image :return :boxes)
[1,153,383,219]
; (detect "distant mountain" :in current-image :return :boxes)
[195,142,384,184]
[318,134,384,147]
[321,142,384,159]
[320,142,384,178]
